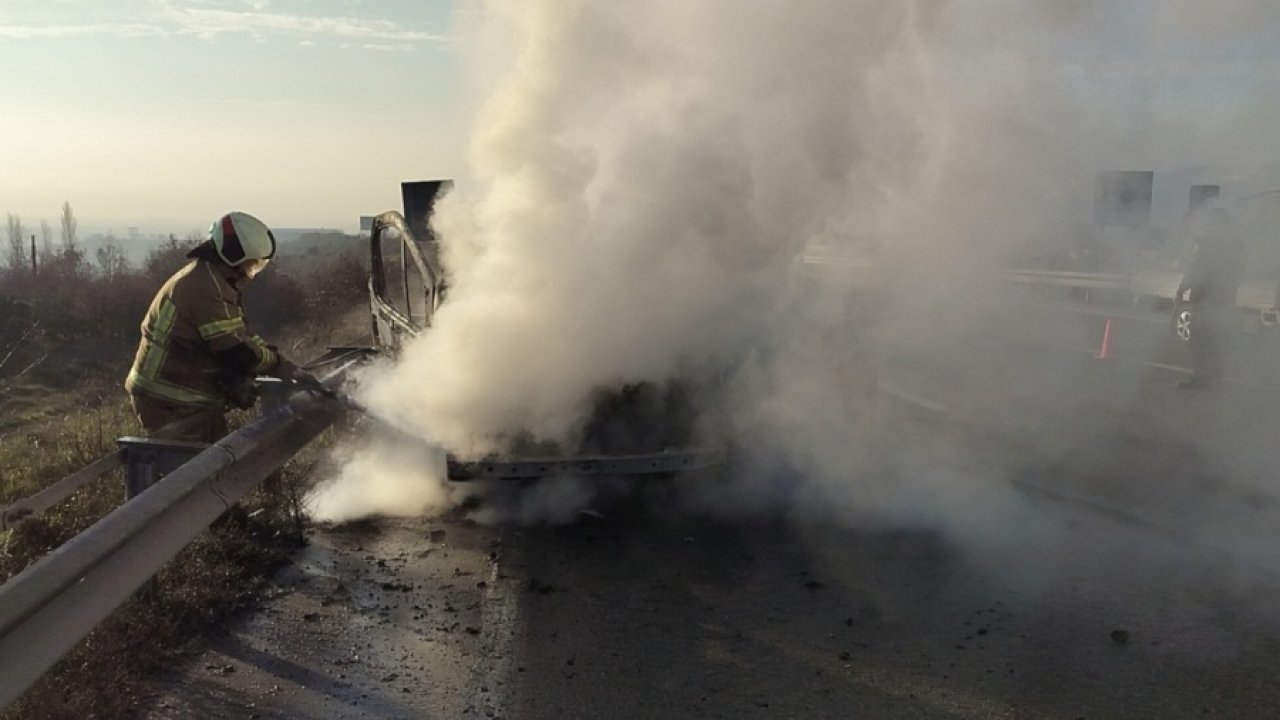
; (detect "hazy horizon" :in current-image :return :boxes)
[5,1,1280,238]
[1,0,466,235]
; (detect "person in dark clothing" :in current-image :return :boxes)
[126,211,318,441]
[1175,207,1244,389]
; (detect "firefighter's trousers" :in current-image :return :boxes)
[130,394,228,443]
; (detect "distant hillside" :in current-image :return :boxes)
[272,227,344,244]
[274,231,370,278]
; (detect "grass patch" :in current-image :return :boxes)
[1,397,337,720]
[0,399,134,507]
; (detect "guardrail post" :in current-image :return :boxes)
[258,377,292,416]
[116,438,210,498]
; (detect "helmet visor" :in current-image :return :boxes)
[243,258,271,279]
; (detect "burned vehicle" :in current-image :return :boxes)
[357,180,723,482]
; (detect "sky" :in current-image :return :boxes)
[2,1,1280,240]
[0,0,464,236]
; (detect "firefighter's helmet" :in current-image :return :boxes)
[210,211,276,277]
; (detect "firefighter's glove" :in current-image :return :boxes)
[226,375,260,410]
[275,359,324,394]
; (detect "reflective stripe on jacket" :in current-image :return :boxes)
[125,258,279,407]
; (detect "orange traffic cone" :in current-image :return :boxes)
[1094,318,1113,360]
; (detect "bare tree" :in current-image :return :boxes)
[6,213,25,271]
[95,234,130,280]
[144,231,202,281]
[39,220,53,259]
[60,201,78,255]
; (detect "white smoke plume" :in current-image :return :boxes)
[310,0,1280,537]
[307,437,468,524]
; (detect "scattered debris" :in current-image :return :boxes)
[527,579,556,595]
[1110,629,1130,645]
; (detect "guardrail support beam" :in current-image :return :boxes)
[116,437,209,498]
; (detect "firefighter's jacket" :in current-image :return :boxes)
[126,258,280,407]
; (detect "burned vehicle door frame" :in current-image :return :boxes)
[367,180,452,351]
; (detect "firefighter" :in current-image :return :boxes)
[125,211,319,441]
[1175,206,1244,390]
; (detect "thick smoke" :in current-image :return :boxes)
[309,0,1280,550]
[308,438,464,524]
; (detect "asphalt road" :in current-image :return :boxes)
[144,488,1280,719]
[141,295,1280,719]
[502,498,1280,720]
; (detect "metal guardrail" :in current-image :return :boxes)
[1000,268,1131,290]
[802,250,1280,320]
[116,437,214,498]
[799,250,1136,292]
[0,450,125,532]
[0,367,354,709]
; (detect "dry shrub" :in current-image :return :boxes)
[242,269,308,335]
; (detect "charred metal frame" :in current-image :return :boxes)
[368,211,442,351]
